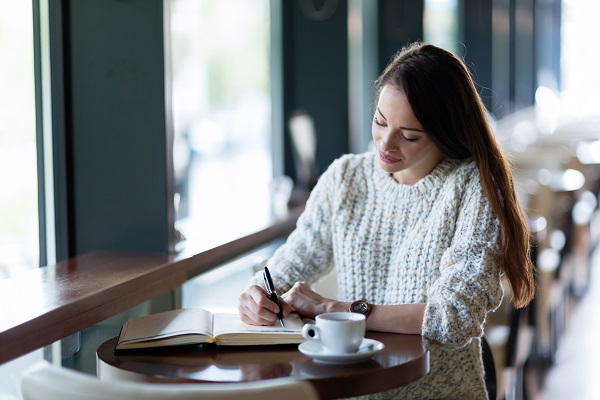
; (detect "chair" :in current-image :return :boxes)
[288,110,318,190]
[485,278,534,400]
[481,335,497,400]
[21,361,318,400]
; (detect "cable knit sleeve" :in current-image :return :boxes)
[249,157,345,292]
[422,165,504,348]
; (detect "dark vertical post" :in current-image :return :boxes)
[534,0,562,91]
[377,0,424,71]
[513,0,535,109]
[63,0,173,255]
[281,0,350,184]
[492,0,511,117]
[459,0,494,113]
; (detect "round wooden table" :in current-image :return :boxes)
[97,332,430,399]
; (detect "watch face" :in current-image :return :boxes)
[352,301,368,314]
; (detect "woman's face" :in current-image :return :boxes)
[372,86,443,184]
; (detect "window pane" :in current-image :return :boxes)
[561,0,600,116]
[0,1,39,278]
[170,0,273,253]
[423,0,459,54]
[0,4,43,399]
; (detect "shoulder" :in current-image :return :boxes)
[445,159,500,233]
[327,152,374,172]
[444,158,478,179]
[441,159,483,192]
[319,152,375,183]
[456,159,492,198]
[437,159,493,214]
[305,152,376,205]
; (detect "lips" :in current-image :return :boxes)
[379,151,401,164]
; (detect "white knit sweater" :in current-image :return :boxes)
[259,152,504,399]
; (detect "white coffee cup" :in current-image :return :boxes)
[302,312,366,354]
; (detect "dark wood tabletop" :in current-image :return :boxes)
[97,332,430,399]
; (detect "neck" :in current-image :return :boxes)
[391,159,445,185]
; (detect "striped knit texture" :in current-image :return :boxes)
[256,152,504,399]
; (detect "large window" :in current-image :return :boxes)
[0,1,39,278]
[423,0,459,54]
[170,0,274,255]
[561,0,600,116]
[0,2,44,397]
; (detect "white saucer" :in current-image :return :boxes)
[298,338,384,364]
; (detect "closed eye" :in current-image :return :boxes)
[374,113,420,142]
[401,133,418,142]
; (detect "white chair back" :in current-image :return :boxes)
[21,361,318,400]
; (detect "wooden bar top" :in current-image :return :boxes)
[0,252,182,364]
[0,206,303,365]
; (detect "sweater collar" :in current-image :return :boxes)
[371,153,463,198]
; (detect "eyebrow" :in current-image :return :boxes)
[377,107,426,133]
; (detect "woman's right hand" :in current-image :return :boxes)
[238,284,293,326]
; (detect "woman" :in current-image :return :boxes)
[238,42,535,398]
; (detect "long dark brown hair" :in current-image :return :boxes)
[376,42,535,308]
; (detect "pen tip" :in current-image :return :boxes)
[280,320,285,328]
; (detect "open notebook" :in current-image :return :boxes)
[116,308,305,350]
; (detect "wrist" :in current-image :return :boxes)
[324,301,350,314]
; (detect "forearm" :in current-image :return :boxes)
[326,302,425,334]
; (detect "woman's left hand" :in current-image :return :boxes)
[281,281,341,319]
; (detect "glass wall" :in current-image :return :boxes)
[0,2,39,278]
[169,0,273,255]
[0,2,43,397]
[561,0,600,116]
[423,0,459,54]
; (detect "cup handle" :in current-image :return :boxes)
[302,324,320,341]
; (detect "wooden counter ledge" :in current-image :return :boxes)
[0,206,303,365]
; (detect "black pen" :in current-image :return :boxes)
[263,267,285,327]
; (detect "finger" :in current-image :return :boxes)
[240,285,278,313]
[290,281,310,293]
[250,287,283,316]
[277,296,294,317]
[238,302,277,326]
[239,286,279,325]
[272,290,291,312]
[250,286,286,323]
[238,304,259,325]
[238,286,263,314]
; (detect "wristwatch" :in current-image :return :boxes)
[349,299,371,316]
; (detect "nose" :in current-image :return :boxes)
[380,131,399,152]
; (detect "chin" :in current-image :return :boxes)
[378,161,403,174]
